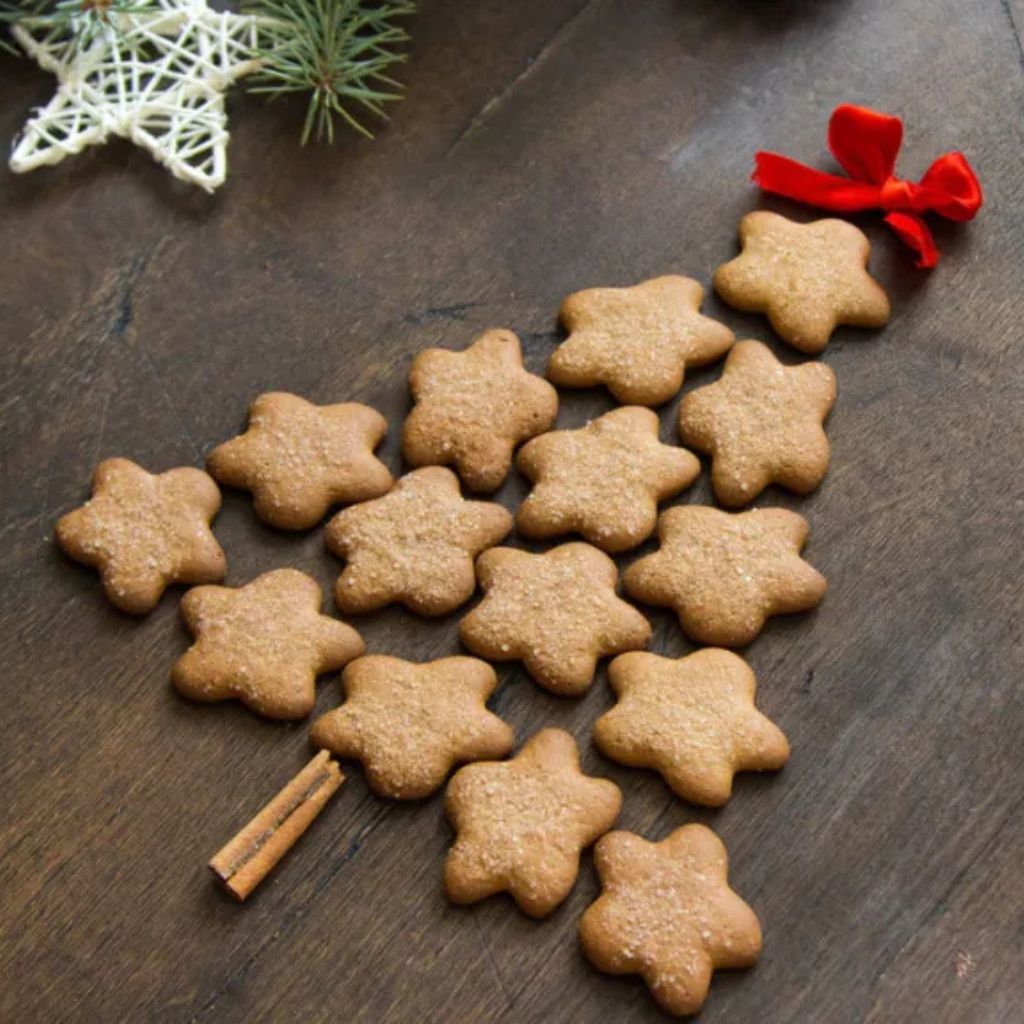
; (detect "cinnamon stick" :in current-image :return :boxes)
[209,750,344,901]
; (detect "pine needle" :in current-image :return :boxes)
[244,0,415,145]
[1,1,156,54]
[0,1,45,54]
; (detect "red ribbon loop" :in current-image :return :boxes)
[752,104,982,268]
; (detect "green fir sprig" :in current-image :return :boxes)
[244,0,415,144]
[1,1,154,54]
[0,0,44,53]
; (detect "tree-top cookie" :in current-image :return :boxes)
[516,406,700,553]
[324,466,512,617]
[714,211,890,353]
[547,275,735,406]
[579,825,762,1017]
[444,728,621,918]
[460,543,651,696]
[55,457,226,614]
[402,329,558,492]
[207,392,392,530]
[595,649,790,806]
[623,506,825,647]
[310,655,513,800]
[678,339,836,507]
[172,568,364,720]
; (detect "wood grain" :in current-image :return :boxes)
[1,0,1022,1021]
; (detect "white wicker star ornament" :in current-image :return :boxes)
[10,0,263,191]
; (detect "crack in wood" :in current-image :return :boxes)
[864,787,1024,1020]
[106,238,205,462]
[110,254,149,338]
[134,338,203,462]
[472,910,516,1011]
[188,802,393,1022]
[446,0,599,156]
[998,0,1024,73]
[402,301,487,326]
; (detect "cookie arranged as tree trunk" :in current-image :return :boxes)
[516,406,700,553]
[678,339,836,506]
[172,568,364,720]
[402,329,558,492]
[310,655,514,799]
[579,825,762,1017]
[623,506,825,646]
[460,543,652,696]
[595,649,789,805]
[547,275,735,406]
[444,728,621,918]
[714,211,890,353]
[55,457,226,614]
[325,467,512,616]
[207,392,392,530]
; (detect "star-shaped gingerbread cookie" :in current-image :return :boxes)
[207,392,392,530]
[444,728,621,917]
[678,339,836,507]
[547,276,735,406]
[325,467,512,616]
[714,211,890,353]
[402,329,558,492]
[595,649,789,805]
[55,457,226,614]
[310,655,514,799]
[172,568,364,720]
[580,825,762,1017]
[460,543,651,696]
[516,407,700,552]
[623,506,825,646]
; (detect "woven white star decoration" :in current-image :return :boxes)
[10,0,263,191]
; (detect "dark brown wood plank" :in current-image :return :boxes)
[864,805,1024,1022]
[1,0,1023,1021]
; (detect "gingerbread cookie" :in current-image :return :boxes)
[714,211,890,353]
[623,506,825,646]
[402,329,558,492]
[516,407,700,553]
[444,728,621,917]
[325,467,512,616]
[595,649,789,805]
[547,275,735,406]
[310,655,514,799]
[460,543,651,696]
[678,339,836,506]
[580,825,762,1017]
[207,392,392,530]
[173,568,364,720]
[55,458,226,614]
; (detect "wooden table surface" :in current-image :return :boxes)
[2,1,1023,1021]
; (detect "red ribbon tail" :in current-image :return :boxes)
[885,211,939,269]
[753,151,884,212]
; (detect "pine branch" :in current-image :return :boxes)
[1,1,155,54]
[244,0,415,145]
[0,0,45,54]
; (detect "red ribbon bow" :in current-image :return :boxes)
[752,104,982,268]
